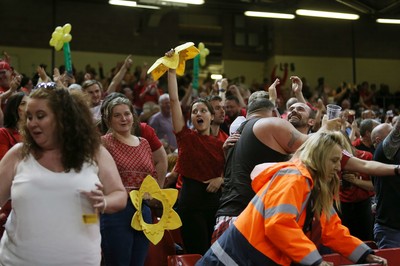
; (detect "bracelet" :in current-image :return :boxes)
[395,165,400,176]
[101,197,107,214]
[218,89,225,92]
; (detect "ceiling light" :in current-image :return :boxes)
[211,74,223,80]
[109,0,160,9]
[244,11,295,19]
[296,9,359,20]
[109,0,137,7]
[376,18,400,24]
[162,0,204,5]
[135,4,160,9]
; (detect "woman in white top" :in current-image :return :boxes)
[0,82,127,265]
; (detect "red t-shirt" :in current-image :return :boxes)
[340,149,375,202]
[0,128,20,160]
[216,129,229,143]
[224,108,247,126]
[140,123,162,152]
[102,134,157,189]
[174,126,224,182]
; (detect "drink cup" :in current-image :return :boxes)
[79,192,98,224]
[326,104,342,120]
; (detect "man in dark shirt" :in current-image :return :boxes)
[352,118,380,154]
[372,119,400,248]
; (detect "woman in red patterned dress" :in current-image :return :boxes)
[100,95,158,266]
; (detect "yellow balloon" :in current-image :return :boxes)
[198,42,205,50]
[49,24,73,51]
[62,33,72,43]
[63,23,72,34]
[52,31,62,40]
[49,38,56,46]
[55,41,63,51]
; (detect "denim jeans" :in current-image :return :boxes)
[374,223,400,249]
[101,199,151,266]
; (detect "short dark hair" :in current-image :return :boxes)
[225,95,239,105]
[247,98,274,115]
[206,95,222,102]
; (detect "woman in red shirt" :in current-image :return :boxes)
[166,49,225,255]
[0,92,27,237]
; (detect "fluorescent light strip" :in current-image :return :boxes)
[162,0,204,5]
[135,4,160,9]
[109,0,160,9]
[109,0,137,7]
[377,18,400,24]
[211,74,223,80]
[296,9,359,20]
[244,11,295,19]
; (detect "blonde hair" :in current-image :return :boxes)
[293,131,346,218]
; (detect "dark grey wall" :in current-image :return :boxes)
[2,0,400,63]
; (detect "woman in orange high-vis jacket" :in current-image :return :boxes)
[197,131,387,266]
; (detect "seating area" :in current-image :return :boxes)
[323,247,400,265]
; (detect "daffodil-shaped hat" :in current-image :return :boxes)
[130,175,182,245]
[147,42,199,81]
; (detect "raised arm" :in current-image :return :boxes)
[268,78,281,117]
[0,74,20,101]
[228,84,246,108]
[180,83,193,111]
[382,118,400,160]
[106,55,133,94]
[344,156,399,177]
[311,99,325,133]
[168,68,185,133]
[290,76,307,103]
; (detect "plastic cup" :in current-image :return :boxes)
[326,104,342,120]
[79,192,98,224]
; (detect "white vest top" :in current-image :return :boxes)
[0,154,101,266]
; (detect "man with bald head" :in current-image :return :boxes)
[371,123,393,149]
[372,119,400,248]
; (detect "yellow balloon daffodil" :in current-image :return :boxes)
[198,42,210,66]
[49,23,72,51]
[130,175,182,245]
[147,42,200,81]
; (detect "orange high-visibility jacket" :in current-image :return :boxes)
[202,161,371,266]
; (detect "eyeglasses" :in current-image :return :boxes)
[34,82,57,90]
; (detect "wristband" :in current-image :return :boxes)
[395,165,400,176]
[218,89,225,92]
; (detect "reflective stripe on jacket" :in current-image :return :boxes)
[199,161,371,266]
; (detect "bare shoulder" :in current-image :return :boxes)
[0,143,24,179]
[95,145,113,163]
[1,143,24,163]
